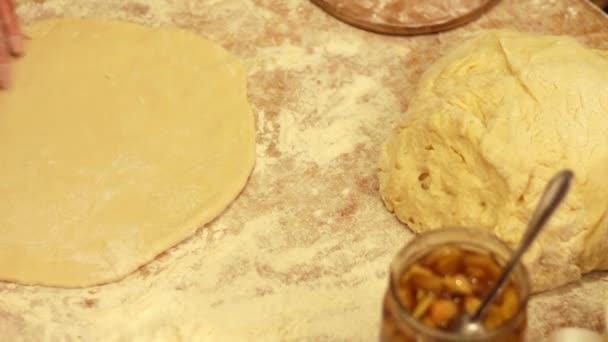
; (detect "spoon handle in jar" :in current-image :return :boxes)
[471,169,574,322]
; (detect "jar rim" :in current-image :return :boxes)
[388,226,531,341]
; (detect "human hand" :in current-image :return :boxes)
[0,0,23,88]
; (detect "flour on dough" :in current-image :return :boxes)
[379,30,608,292]
[0,18,255,287]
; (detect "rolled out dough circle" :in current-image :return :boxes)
[0,18,256,287]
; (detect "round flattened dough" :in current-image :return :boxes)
[379,30,608,292]
[0,18,255,287]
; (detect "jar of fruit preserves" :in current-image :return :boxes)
[381,227,530,342]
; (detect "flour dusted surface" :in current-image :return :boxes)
[3,0,608,341]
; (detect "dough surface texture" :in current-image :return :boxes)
[379,30,608,292]
[0,18,255,287]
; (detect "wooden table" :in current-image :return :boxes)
[2,0,608,340]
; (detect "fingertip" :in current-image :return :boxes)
[0,64,11,88]
[9,35,24,56]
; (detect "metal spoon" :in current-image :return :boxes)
[449,169,574,335]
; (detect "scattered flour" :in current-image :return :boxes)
[277,75,398,166]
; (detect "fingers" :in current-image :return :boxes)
[0,0,22,87]
[0,0,10,87]
[1,0,23,56]
[0,27,10,88]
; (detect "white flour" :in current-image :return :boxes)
[276,74,397,166]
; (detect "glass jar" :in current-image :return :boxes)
[380,227,530,342]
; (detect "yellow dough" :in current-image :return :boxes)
[0,18,255,287]
[379,31,608,292]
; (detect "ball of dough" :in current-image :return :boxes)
[379,30,608,292]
